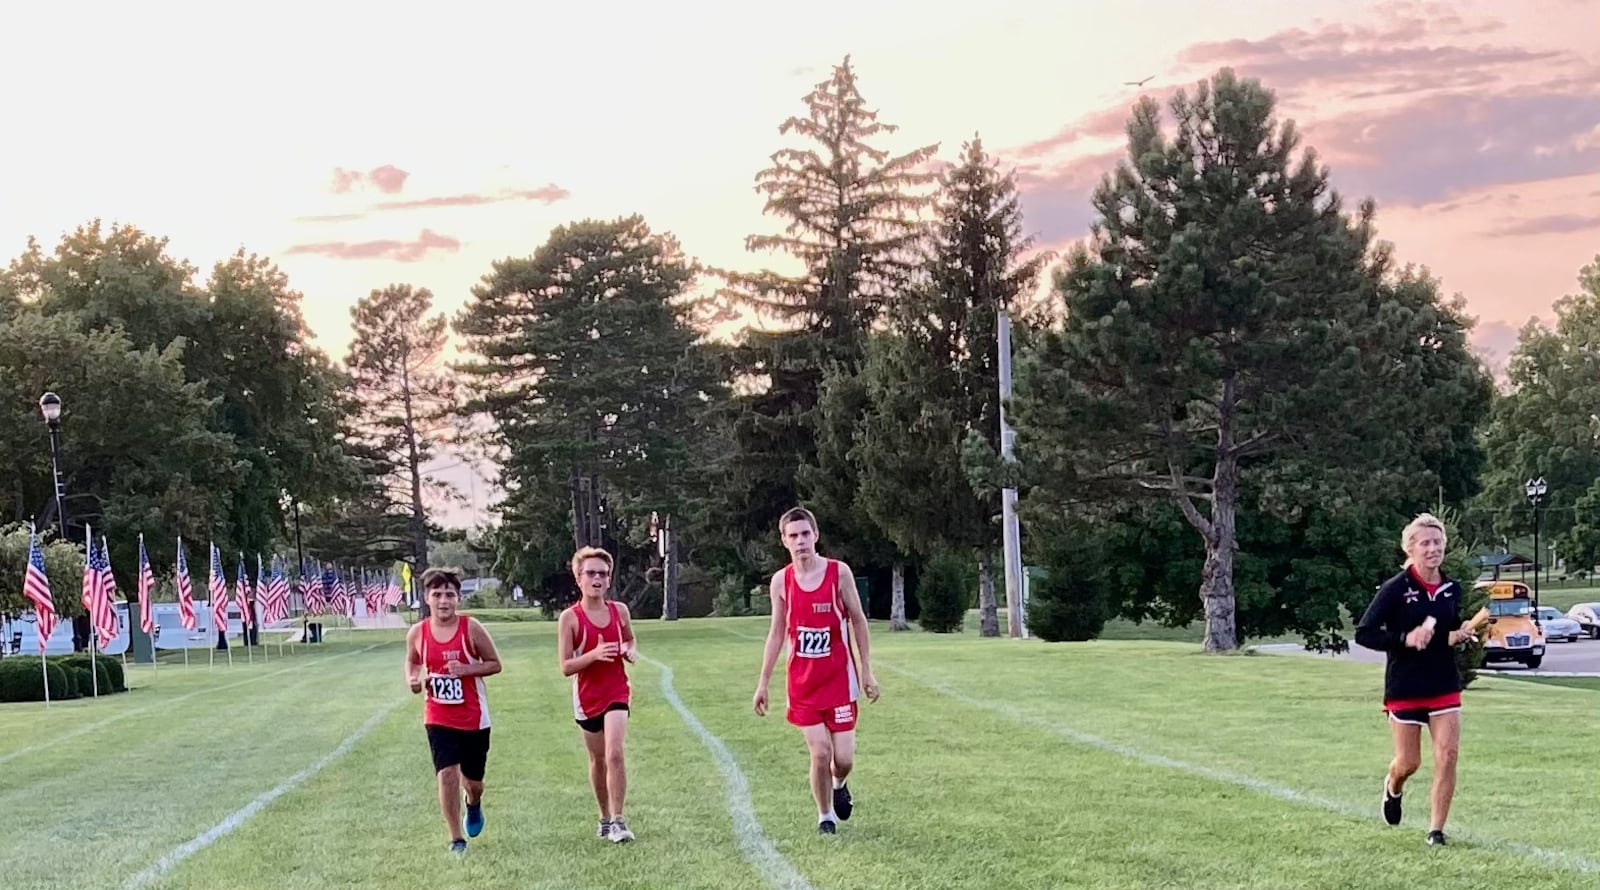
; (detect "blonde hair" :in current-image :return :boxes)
[570,546,613,577]
[1400,513,1448,565]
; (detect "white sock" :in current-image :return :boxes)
[832,777,846,790]
[819,810,836,823]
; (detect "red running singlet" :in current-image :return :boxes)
[420,617,491,731]
[568,600,631,721]
[783,559,859,713]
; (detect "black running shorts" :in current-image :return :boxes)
[575,702,630,734]
[1388,704,1461,726]
[426,725,491,780]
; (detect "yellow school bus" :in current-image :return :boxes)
[1476,580,1545,669]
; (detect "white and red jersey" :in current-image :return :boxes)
[784,559,859,712]
[420,616,491,731]
[568,599,631,720]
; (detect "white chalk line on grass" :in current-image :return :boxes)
[122,696,404,890]
[879,661,1600,876]
[640,654,817,890]
[0,643,389,768]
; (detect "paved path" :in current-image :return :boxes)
[1258,636,1600,677]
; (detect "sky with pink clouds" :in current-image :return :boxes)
[2,0,1598,526]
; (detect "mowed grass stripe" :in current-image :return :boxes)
[0,640,395,767]
[123,697,407,890]
[881,659,1600,880]
[0,640,404,794]
[665,621,1600,889]
[873,639,1600,859]
[0,641,407,890]
[144,621,777,890]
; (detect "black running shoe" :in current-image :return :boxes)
[818,819,837,835]
[833,783,853,821]
[1426,830,1448,846]
[448,839,467,856]
[1382,780,1402,826]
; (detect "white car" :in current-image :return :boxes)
[1535,607,1584,643]
[1567,602,1600,640]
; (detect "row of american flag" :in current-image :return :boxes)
[19,521,407,654]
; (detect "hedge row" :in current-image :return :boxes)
[0,653,127,702]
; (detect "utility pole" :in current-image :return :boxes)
[998,310,1026,639]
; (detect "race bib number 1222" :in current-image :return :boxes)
[796,626,832,658]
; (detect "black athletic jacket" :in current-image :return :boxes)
[1354,568,1464,704]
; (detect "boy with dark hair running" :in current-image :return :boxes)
[405,567,502,855]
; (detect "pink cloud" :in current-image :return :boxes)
[283,228,460,262]
[374,184,571,211]
[328,164,411,194]
[1483,213,1600,237]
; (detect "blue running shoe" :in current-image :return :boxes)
[465,801,485,838]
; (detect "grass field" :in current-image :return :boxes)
[4,616,1599,890]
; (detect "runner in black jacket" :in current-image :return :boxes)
[1354,512,1481,847]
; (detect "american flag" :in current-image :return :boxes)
[208,541,228,634]
[98,535,119,647]
[175,538,197,631]
[364,569,384,615]
[302,562,324,614]
[82,528,117,650]
[137,534,156,634]
[235,552,253,629]
[385,569,403,607]
[22,524,58,651]
[263,556,290,623]
[325,565,348,616]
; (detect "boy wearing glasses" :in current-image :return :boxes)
[558,546,638,842]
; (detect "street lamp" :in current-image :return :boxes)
[1525,476,1548,612]
[38,392,68,541]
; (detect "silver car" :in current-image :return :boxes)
[1535,607,1583,643]
[1568,602,1600,639]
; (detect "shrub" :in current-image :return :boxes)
[0,657,71,702]
[57,654,121,694]
[713,576,771,617]
[1025,566,1111,642]
[918,552,968,633]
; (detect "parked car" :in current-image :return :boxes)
[1535,606,1583,643]
[1567,602,1600,639]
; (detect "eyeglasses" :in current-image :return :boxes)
[583,569,611,578]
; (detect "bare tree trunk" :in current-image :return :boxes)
[1170,376,1241,653]
[977,550,1000,637]
[569,464,586,551]
[663,523,680,621]
[1199,454,1239,652]
[889,560,908,631]
[401,361,428,570]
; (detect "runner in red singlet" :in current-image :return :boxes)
[558,546,638,843]
[404,567,502,856]
[753,507,879,834]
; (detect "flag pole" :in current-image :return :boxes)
[41,649,51,707]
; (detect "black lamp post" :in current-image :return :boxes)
[39,392,68,541]
[1525,476,1547,613]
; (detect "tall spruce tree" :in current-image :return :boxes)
[718,55,938,577]
[850,136,1048,634]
